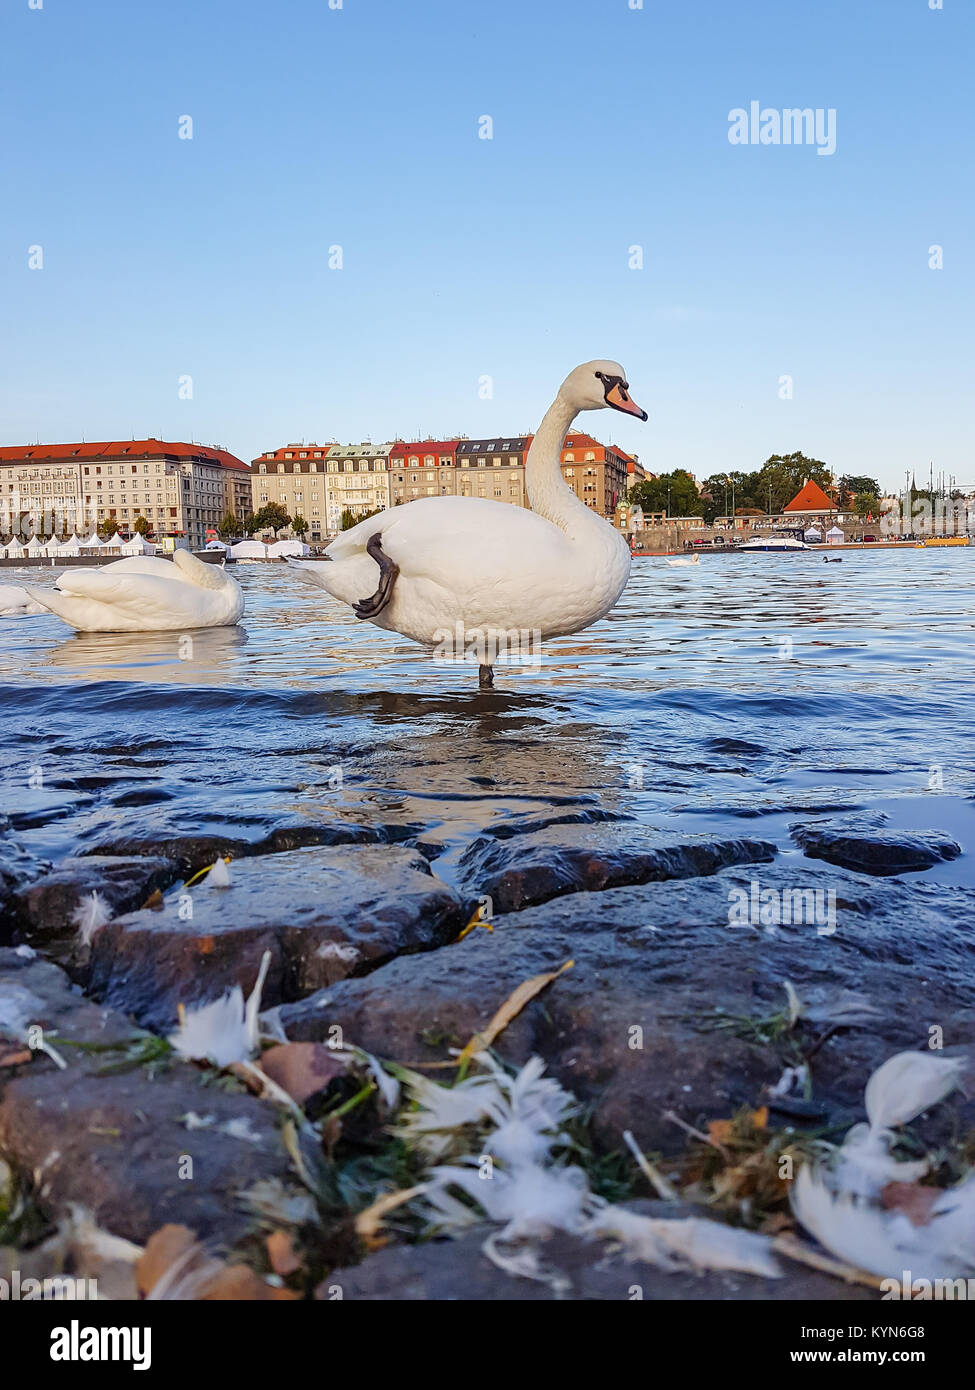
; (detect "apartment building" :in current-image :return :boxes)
[559,432,633,519]
[388,440,460,505]
[325,444,391,530]
[0,440,249,548]
[252,443,391,540]
[454,437,532,507]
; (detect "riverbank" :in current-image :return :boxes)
[1,554,973,1299]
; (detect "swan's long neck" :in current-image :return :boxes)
[525,394,605,541]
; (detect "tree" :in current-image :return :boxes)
[753,452,833,515]
[247,502,291,536]
[216,511,238,540]
[97,518,117,539]
[340,507,382,531]
[133,515,152,537]
[838,475,881,509]
[627,469,701,517]
[291,514,308,538]
[853,491,881,518]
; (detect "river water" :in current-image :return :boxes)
[1,551,973,892]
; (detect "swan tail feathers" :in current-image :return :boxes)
[172,548,230,590]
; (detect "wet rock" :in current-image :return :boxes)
[15,855,180,947]
[459,823,776,912]
[5,787,94,831]
[279,863,975,1155]
[81,832,254,879]
[791,823,962,876]
[83,817,422,878]
[0,840,47,945]
[0,949,296,1245]
[86,845,469,1032]
[321,1216,875,1301]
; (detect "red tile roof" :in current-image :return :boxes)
[783,479,836,512]
[0,439,249,471]
[388,440,461,460]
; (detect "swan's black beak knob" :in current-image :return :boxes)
[605,380,648,421]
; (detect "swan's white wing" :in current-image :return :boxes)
[26,564,241,631]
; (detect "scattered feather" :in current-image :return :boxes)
[169,950,271,1068]
[864,1050,965,1130]
[208,857,232,889]
[591,1204,782,1279]
[71,890,113,947]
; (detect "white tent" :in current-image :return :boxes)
[24,535,47,556]
[230,539,270,560]
[826,526,846,545]
[105,531,126,547]
[41,538,62,557]
[121,533,156,555]
[268,539,310,558]
[2,537,24,558]
[55,534,83,555]
[81,533,104,550]
[803,526,823,543]
[205,538,229,551]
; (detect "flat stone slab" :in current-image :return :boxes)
[85,844,469,1032]
[458,822,777,912]
[322,1216,876,1301]
[279,862,975,1155]
[15,855,179,948]
[0,949,297,1245]
[790,823,962,876]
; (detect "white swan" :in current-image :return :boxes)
[0,584,49,618]
[24,550,244,632]
[665,553,700,566]
[293,360,646,684]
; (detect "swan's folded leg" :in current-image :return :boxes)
[353,531,399,619]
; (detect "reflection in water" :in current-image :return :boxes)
[1,552,973,881]
[43,625,249,677]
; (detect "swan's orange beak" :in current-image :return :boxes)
[606,382,648,420]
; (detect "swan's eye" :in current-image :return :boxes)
[594,371,605,381]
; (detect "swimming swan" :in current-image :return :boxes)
[0,584,48,618]
[293,360,647,684]
[25,550,244,632]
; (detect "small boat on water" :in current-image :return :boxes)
[736,536,810,553]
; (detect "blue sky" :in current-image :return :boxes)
[1,0,971,491]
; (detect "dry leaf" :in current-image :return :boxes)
[137,1224,197,1297]
[258,1042,348,1105]
[0,1048,33,1068]
[354,1185,426,1246]
[880,1181,940,1227]
[266,1229,303,1276]
[456,959,574,1063]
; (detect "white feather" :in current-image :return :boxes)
[71,890,113,946]
[169,949,271,1067]
[208,857,232,889]
[864,1051,965,1130]
[590,1205,782,1279]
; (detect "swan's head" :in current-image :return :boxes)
[560,360,648,421]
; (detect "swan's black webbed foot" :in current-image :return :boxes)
[353,531,399,619]
[478,664,494,689]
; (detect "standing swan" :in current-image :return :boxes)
[294,360,646,684]
[24,550,244,632]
